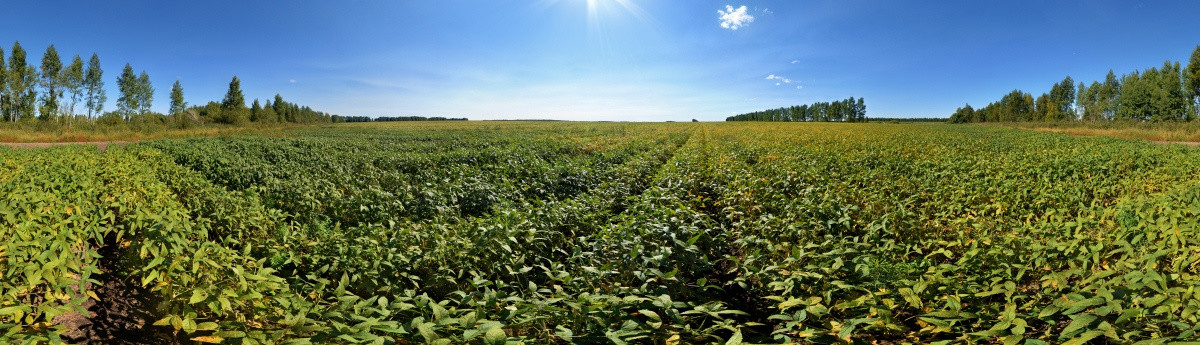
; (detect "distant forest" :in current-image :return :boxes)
[0,41,340,129]
[332,116,468,123]
[726,97,866,122]
[951,45,1200,123]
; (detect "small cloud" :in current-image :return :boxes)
[775,82,781,86]
[791,60,799,64]
[289,79,297,84]
[765,74,792,84]
[796,85,804,90]
[761,7,773,15]
[718,5,754,30]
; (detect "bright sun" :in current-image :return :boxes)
[547,0,651,30]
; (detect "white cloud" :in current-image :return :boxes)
[765,74,792,84]
[796,85,804,90]
[289,79,297,84]
[718,5,754,30]
[761,7,773,15]
[791,60,799,64]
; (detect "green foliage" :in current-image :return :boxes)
[115,64,137,117]
[7,41,38,122]
[221,76,244,111]
[136,71,153,115]
[37,45,62,121]
[84,53,105,118]
[727,97,866,122]
[1187,46,1200,117]
[959,44,1199,124]
[8,122,1200,344]
[115,65,154,119]
[62,55,84,120]
[0,47,6,121]
[170,80,186,115]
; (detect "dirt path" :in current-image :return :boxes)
[1152,140,1200,147]
[0,141,130,152]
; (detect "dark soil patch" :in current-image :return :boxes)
[56,240,192,345]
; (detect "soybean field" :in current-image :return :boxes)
[4,121,1200,344]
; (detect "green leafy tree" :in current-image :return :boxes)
[38,45,63,121]
[1075,81,1086,119]
[250,99,262,122]
[949,104,975,123]
[855,97,866,122]
[0,47,7,121]
[116,63,137,119]
[273,94,288,122]
[63,55,84,123]
[1078,81,1103,121]
[8,41,37,121]
[170,80,186,115]
[1117,70,1154,121]
[1047,76,1076,121]
[1184,46,1200,120]
[136,71,153,115]
[223,76,245,109]
[84,53,105,119]
[1099,70,1121,120]
[220,76,247,124]
[1154,61,1187,121]
[261,99,277,122]
[1035,93,1052,121]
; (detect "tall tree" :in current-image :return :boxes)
[1078,81,1103,121]
[1047,76,1076,121]
[1035,93,1052,121]
[169,80,186,115]
[8,41,37,121]
[116,63,137,119]
[136,71,153,115]
[1186,45,1200,119]
[0,47,6,121]
[63,55,84,124]
[1117,70,1154,121]
[855,97,866,122]
[261,99,277,122]
[38,45,63,121]
[250,99,262,121]
[1076,81,1087,119]
[84,53,105,119]
[223,76,245,109]
[1099,70,1121,120]
[273,94,287,122]
[221,76,247,124]
[1154,61,1187,121]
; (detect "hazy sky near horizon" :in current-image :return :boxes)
[2,1,1199,121]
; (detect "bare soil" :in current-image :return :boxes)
[1152,140,1200,147]
[54,240,191,345]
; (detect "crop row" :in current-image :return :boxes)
[5,122,1200,344]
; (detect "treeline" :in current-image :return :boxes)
[331,115,468,123]
[726,97,866,122]
[0,42,107,125]
[183,78,333,126]
[0,40,340,129]
[952,45,1200,123]
[868,117,949,123]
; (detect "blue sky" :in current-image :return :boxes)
[2,1,1199,121]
